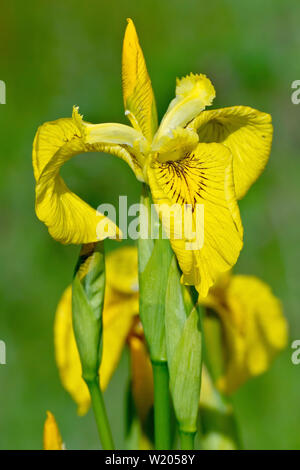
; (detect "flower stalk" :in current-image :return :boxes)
[86,377,114,450]
[72,242,114,449]
[179,431,195,451]
[165,258,203,450]
[138,184,173,449]
[152,361,172,450]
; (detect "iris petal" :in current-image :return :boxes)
[155,73,215,142]
[190,106,273,199]
[201,274,288,394]
[43,411,64,450]
[122,18,158,141]
[147,142,243,297]
[33,108,133,244]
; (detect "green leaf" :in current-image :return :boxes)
[72,243,105,382]
[169,307,202,433]
[165,257,203,434]
[138,185,173,362]
[165,256,188,359]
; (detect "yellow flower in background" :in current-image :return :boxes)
[55,246,153,421]
[128,323,154,424]
[33,18,272,296]
[200,273,288,394]
[43,411,64,450]
[55,245,287,426]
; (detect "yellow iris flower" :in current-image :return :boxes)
[33,18,272,296]
[54,246,153,420]
[43,411,64,450]
[55,246,286,424]
[201,273,288,394]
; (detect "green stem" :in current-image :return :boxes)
[152,361,172,450]
[179,430,195,450]
[86,378,114,450]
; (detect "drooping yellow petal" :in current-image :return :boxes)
[33,107,145,244]
[122,18,158,141]
[54,247,139,414]
[43,411,64,450]
[190,106,273,199]
[154,73,215,142]
[148,143,243,297]
[128,329,153,423]
[203,275,288,394]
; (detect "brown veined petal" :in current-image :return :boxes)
[33,108,142,244]
[43,411,64,450]
[209,275,288,394]
[147,143,243,297]
[190,106,273,199]
[122,18,158,141]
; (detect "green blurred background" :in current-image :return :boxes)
[0,0,299,450]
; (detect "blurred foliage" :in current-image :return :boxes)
[0,0,300,449]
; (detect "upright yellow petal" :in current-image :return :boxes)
[33,107,141,244]
[154,73,215,142]
[203,275,288,394]
[122,18,158,141]
[148,143,243,297]
[43,411,64,450]
[54,247,139,413]
[191,106,273,199]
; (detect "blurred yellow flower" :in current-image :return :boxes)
[54,246,153,420]
[33,19,272,296]
[55,244,286,431]
[128,323,153,423]
[43,411,64,450]
[200,273,288,394]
